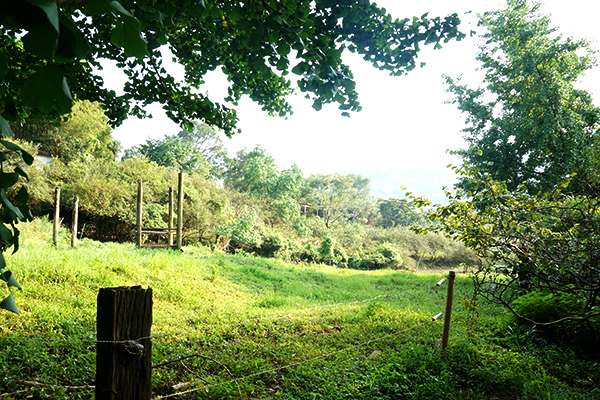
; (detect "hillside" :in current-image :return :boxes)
[0,220,597,399]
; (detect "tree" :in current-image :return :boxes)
[1,0,465,137]
[224,146,280,197]
[445,0,600,195]
[377,197,422,228]
[427,175,600,343]
[424,0,600,341]
[177,121,228,178]
[302,173,375,228]
[11,100,118,162]
[124,134,210,175]
[224,146,303,200]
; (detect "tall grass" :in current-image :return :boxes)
[0,219,597,399]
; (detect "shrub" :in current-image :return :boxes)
[512,290,600,349]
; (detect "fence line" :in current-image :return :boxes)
[0,293,394,346]
[143,293,393,342]
[152,318,433,399]
[2,289,448,398]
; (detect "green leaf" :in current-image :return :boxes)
[0,52,7,79]
[22,20,58,60]
[86,0,111,14]
[2,270,21,290]
[25,0,59,34]
[0,253,5,269]
[111,17,149,58]
[56,11,90,60]
[0,293,20,314]
[0,190,24,219]
[108,1,134,17]
[14,163,29,180]
[0,172,19,191]
[0,140,34,165]
[0,117,13,138]
[0,224,13,242]
[19,64,73,115]
[14,187,30,205]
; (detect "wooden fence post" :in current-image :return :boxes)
[71,195,79,248]
[53,187,60,246]
[168,187,174,246]
[136,180,143,248]
[96,286,153,400]
[441,271,456,350]
[176,173,183,250]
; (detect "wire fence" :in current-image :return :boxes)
[1,288,450,398]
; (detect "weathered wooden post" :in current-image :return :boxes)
[168,187,174,246]
[71,195,79,248]
[136,180,143,248]
[176,173,183,250]
[96,286,153,400]
[53,187,60,246]
[441,271,456,350]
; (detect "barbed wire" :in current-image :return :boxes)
[152,318,434,399]
[0,293,394,346]
[142,293,394,342]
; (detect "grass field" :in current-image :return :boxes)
[0,219,598,399]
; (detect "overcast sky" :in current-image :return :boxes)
[102,0,600,190]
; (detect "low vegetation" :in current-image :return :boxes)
[0,220,598,399]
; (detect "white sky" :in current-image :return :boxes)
[103,0,600,185]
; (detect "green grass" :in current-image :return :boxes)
[0,220,598,399]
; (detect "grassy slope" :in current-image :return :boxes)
[0,220,598,399]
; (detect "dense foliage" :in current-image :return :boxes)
[445,0,600,195]
[24,138,473,270]
[0,0,465,136]
[428,0,600,349]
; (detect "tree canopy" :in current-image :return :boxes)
[124,134,210,174]
[1,0,465,138]
[445,0,600,194]
[426,0,600,337]
[11,100,118,162]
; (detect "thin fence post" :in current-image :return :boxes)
[136,180,143,248]
[168,187,174,246]
[442,271,456,350]
[96,286,153,400]
[53,187,60,246]
[71,195,79,248]
[177,172,183,250]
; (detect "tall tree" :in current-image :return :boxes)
[1,0,465,137]
[224,146,303,199]
[177,121,228,178]
[425,0,600,339]
[445,0,600,194]
[124,134,210,174]
[11,100,118,162]
[302,173,374,228]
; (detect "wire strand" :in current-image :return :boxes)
[152,319,433,399]
[0,294,393,346]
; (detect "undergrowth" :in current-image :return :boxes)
[0,220,598,399]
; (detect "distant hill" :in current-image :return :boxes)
[358,168,457,204]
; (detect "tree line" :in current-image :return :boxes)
[10,109,474,273]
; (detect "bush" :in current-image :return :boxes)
[512,290,600,349]
[348,243,401,270]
